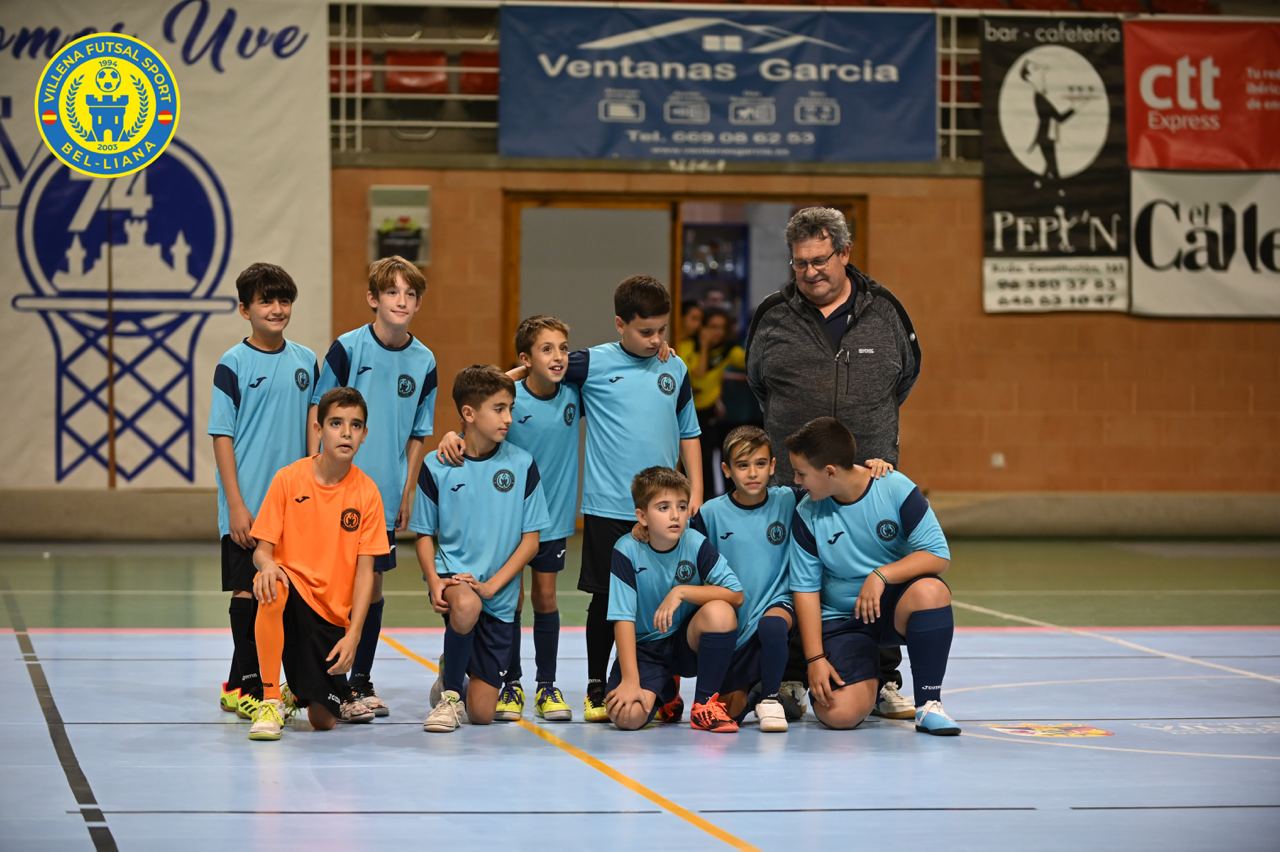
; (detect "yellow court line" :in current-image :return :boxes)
[379,633,759,851]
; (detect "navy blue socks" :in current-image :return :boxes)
[350,598,384,680]
[694,630,737,704]
[228,595,260,697]
[756,615,789,699]
[442,621,475,695]
[507,608,524,682]
[906,606,954,707]
[534,609,560,687]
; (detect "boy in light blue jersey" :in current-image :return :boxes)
[562,275,703,721]
[608,467,743,733]
[786,417,960,736]
[311,256,438,716]
[209,263,317,720]
[413,366,549,733]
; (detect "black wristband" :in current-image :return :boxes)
[806,653,827,664]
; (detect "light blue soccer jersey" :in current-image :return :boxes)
[789,472,949,621]
[564,342,700,521]
[312,324,437,527]
[209,339,318,537]
[692,486,798,648]
[506,380,580,542]
[410,441,550,623]
[608,528,742,644]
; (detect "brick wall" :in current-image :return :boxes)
[332,168,1280,492]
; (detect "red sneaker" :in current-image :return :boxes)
[656,676,683,723]
[690,693,739,733]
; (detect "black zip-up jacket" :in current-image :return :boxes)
[745,264,921,483]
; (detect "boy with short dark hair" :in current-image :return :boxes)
[607,467,743,733]
[209,262,317,720]
[786,417,960,736]
[564,275,703,721]
[311,256,438,716]
[412,365,549,733]
[247,387,389,741]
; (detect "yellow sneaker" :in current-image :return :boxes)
[248,699,285,741]
[535,685,572,721]
[235,691,263,721]
[494,682,525,721]
[583,681,609,723]
[220,682,240,713]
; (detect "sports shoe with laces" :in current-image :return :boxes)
[656,692,684,724]
[423,690,463,733]
[777,681,808,722]
[236,691,264,721]
[534,685,572,721]
[220,682,240,713]
[915,700,961,736]
[349,675,389,717]
[248,699,285,741]
[583,680,609,723]
[754,697,788,733]
[339,696,376,723]
[873,683,916,720]
[279,683,300,720]
[494,682,525,721]
[690,693,738,733]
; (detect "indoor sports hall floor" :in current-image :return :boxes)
[2,539,1278,851]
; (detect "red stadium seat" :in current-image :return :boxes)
[385,50,448,95]
[329,48,373,94]
[1080,0,1145,11]
[459,51,499,96]
[1010,0,1077,9]
[871,0,936,7]
[1151,0,1217,12]
[942,0,1010,8]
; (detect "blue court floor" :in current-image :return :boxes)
[4,624,1279,851]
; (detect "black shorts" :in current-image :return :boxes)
[722,602,796,694]
[529,538,568,574]
[221,535,255,593]
[579,515,634,594]
[822,577,948,689]
[278,591,350,718]
[375,529,396,573]
[606,616,698,699]
[445,609,516,689]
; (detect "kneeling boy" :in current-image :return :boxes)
[607,467,744,733]
[248,387,389,741]
[412,366,549,733]
[787,417,960,736]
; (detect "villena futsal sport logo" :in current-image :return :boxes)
[35,33,180,178]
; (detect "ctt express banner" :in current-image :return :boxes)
[1131,171,1280,317]
[499,5,936,163]
[981,16,1129,313]
[0,0,331,488]
[1126,21,1280,171]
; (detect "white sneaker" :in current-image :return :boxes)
[429,656,445,707]
[754,697,789,733]
[914,700,961,736]
[423,689,463,733]
[777,681,808,721]
[339,697,376,724]
[873,683,916,720]
[248,699,285,741]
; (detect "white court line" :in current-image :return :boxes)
[952,599,1280,686]
[955,728,1280,762]
[946,674,1240,695]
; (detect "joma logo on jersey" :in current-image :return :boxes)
[340,508,361,531]
[675,559,695,582]
[493,469,515,493]
[397,374,416,398]
[563,403,576,426]
[876,520,899,541]
[294,368,310,391]
[720,531,734,540]
[767,522,786,545]
[657,373,676,395]
[518,414,533,424]
[827,531,845,545]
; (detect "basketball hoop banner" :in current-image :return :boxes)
[0,0,331,488]
[1125,21,1280,171]
[981,16,1130,314]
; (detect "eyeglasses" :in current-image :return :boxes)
[788,249,838,273]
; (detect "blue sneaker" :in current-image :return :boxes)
[914,700,961,736]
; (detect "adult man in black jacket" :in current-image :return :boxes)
[745,206,922,722]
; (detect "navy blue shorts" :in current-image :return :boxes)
[529,537,568,574]
[445,609,516,689]
[606,616,698,699]
[220,535,255,593]
[374,529,396,573]
[823,577,948,689]
[722,602,796,694]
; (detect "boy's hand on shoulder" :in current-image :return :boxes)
[435,432,466,466]
[605,679,643,716]
[653,587,685,633]
[656,340,672,362]
[253,563,289,603]
[326,632,359,675]
[807,657,845,708]
[863,458,895,479]
[228,504,256,549]
[630,522,649,543]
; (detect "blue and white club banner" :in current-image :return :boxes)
[1,0,331,489]
[499,5,937,163]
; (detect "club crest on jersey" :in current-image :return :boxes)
[493,469,515,493]
[657,373,676,395]
[876,520,899,541]
[675,559,695,582]
[295,369,310,391]
[563,403,576,426]
[767,522,787,545]
[340,508,361,532]
[397,374,416,398]
[35,33,180,179]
